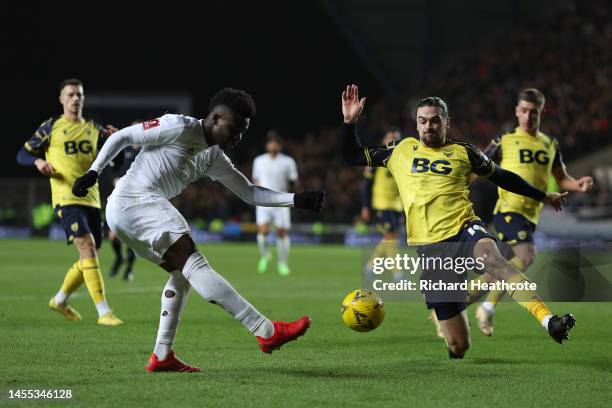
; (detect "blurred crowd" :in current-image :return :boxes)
[176,0,611,224]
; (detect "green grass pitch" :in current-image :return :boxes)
[1,239,611,407]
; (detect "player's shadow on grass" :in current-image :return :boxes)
[261,367,378,379]
[249,359,455,380]
[328,334,435,348]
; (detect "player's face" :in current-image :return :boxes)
[266,140,281,154]
[515,100,542,133]
[59,85,84,116]
[416,106,449,147]
[213,111,250,150]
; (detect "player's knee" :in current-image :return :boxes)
[277,229,287,237]
[163,235,197,271]
[75,235,96,255]
[482,251,506,274]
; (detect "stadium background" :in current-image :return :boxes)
[3,0,611,243]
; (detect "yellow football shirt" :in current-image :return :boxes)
[489,127,564,224]
[24,115,106,208]
[369,167,403,212]
[364,137,495,244]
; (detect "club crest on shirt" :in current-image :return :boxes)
[143,119,160,130]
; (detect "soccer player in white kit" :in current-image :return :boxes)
[72,88,325,372]
[252,131,298,275]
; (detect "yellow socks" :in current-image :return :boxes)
[54,261,84,305]
[482,257,526,306]
[508,256,526,272]
[467,274,490,305]
[506,272,552,326]
[81,258,111,316]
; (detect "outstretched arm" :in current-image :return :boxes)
[210,154,324,211]
[487,166,568,211]
[465,142,568,211]
[89,125,141,174]
[550,143,593,192]
[341,84,395,166]
[552,167,593,192]
[72,125,140,196]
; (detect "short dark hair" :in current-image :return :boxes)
[266,129,282,144]
[518,88,545,108]
[209,88,256,118]
[415,97,449,119]
[59,78,83,93]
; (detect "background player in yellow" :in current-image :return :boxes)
[341,84,574,359]
[361,128,404,281]
[16,78,123,326]
[473,89,594,336]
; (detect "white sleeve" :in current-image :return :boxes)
[130,116,182,146]
[89,125,139,173]
[252,157,260,182]
[209,153,294,207]
[288,157,299,181]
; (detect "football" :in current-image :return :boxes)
[341,289,385,332]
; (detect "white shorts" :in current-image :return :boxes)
[255,206,291,229]
[106,194,190,265]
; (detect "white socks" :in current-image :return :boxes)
[54,290,69,305]
[542,314,552,330]
[95,300,111,317]
[257,233,270,258]
[181,252,274,338]
[481,301,495,314]
[54,290,109,316]
[154,271,191,360]
[276,236,290,264]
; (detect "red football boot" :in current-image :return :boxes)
[145,351,202,373]
[257,316,311,354]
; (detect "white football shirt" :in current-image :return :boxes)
[252,153,298,193]
[90,114,293,206]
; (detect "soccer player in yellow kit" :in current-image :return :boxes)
[16,79,123,326]
[474,89,593,336]
[361,129,404,280]
[341,84,575,358]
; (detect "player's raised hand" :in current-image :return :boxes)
[294,190,325,212]
[545,191,569,212]
[342,84,366,124]
[575,176,594,192]
[72,170,99,197]
[34,159,56,177]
